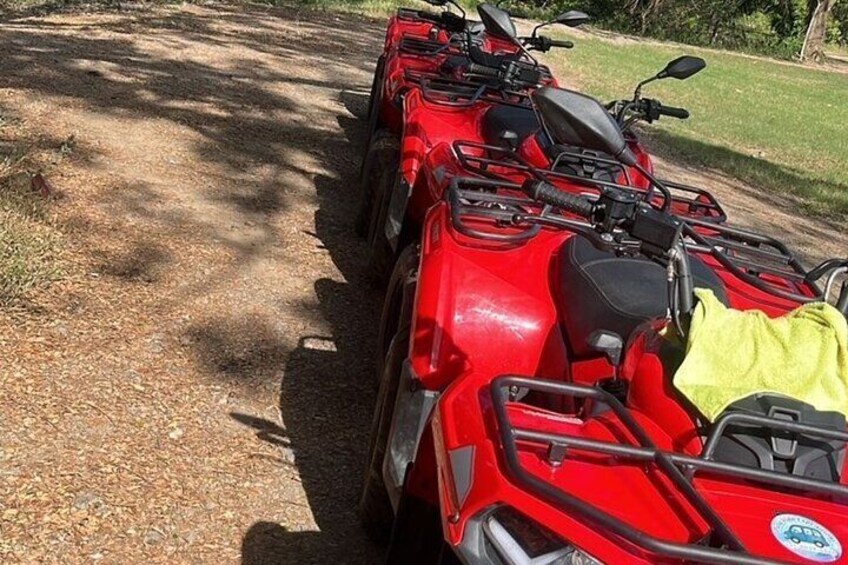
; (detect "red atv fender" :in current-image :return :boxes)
[380,202,569,504]
[381,89,489,250]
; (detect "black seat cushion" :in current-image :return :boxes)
[481,105,539,147]
[468,44,520,69]
[546,143,620,183]
[713,394,846,482]
[556,236,728,358]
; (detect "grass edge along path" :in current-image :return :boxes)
[291,0,848,221]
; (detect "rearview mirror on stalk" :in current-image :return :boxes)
[634,55,706,98]
[532,87,637,166]
[477,3,517,39]
[659,55,706,80]
[532,10,590,37]
[553,10,591,28]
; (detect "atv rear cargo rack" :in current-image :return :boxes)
[453,140,727,223]
[681,218,824,302]
[491,375,848,565]
[444,170,838,303]
[399,35,455,57]
[396,7,466,34]
[447,176,547,243]
[405,69,533,108]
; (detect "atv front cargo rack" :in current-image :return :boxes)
[491,375,848,565]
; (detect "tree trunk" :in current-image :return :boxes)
[801,0,836,62]
[709,12,723,44]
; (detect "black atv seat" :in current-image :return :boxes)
[712,394,846,482]
[481,105,539,147]
[468,44,520,68]
[556,236,728,358]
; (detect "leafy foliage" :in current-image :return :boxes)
[500,0,843,59]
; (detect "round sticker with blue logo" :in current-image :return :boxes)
[771,514,842,562]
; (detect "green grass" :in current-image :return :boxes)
[0,109,62,305]
[0,174,61,305]
[545,32,848,218]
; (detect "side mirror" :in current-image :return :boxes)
[587,330,624,367]
[425,0,449,5]
[532,10,590,37]
[554,10,590,27]
[634,55,706,98]
[477,3,517,39]
[658,55,706,80]
[532,87,637,166]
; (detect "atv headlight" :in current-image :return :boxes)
[481,507,603,565]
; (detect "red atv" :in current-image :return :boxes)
[360,86,848,564]
[364,1,586,144]
[362,53,713,284]
[360,2,588,242]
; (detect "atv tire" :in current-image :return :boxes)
[365,158,400,285]
[363,54,386,150]
[356,130,398,238]
[359,324,410,544]
[386,479,451,565]
[375,244,419,387]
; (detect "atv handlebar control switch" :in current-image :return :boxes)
[596,189,639,232]
[630,205,684,257]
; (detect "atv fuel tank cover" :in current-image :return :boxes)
[771,514,842,562]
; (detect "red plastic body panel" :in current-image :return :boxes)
[369,10,847,565]
[404,201,843,563]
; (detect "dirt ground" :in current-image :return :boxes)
[0,3,845,564]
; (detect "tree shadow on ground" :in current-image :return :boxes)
[233,89,385,563]
[5,2,386,562]
[1,2,382,273]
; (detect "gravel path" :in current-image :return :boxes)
[1,4,384,563]
[0,3,844,564]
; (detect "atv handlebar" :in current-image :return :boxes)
[464,60,545,88]
[521,180,682,255]
[466,62,501,78]
[522,179,594,217]
[611,98,691,129]
[635,98,690,122]
[523,35,574,52]
[658,104,690,120]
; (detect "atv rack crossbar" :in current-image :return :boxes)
[405,70,532,108]
[448,177,545,243]
[399,35,455,56]
[453,140,727,223]
[491,375,848,564]
[681,218,823,302]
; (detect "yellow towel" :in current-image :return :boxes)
[673,288,848,422]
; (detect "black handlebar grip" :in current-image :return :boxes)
[466,62,501,77]
[659,104,690,119]
[522,180,594,217]
[549,39,574,49]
